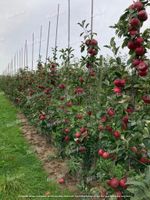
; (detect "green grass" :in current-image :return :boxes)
[0,92,73,200]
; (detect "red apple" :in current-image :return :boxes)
[129,30,138,36]
[138,10,148,21]
[85,39,91,46]
[107,108,115,117]
[129,18,140,27]
[79,146,86,153]
[108,178,119,188]
[135,46,145,56]
[105,126,113,133]
[116,190,123,200]
[135,37,144,46]
[101,115,107,123]
[142,95,150,104]
[75,132,81,138]
[130,146,138,153]
[138,70,148,76]
[119,177,127,189]
[122,115,129,124]
[126,107,134,114]
[90,39,98,46]
[39,114,46,121]
[58,84,65,89]
[113,87,121,93]
[64,128,70,134]
[76,114,83,120]
[60,96,65,101]
[79,77,84,83]
[98,149,104,156]
[98,125,104,131]
[127,41,136,50]
[132,59,142,66]
[113,131,121,139]
[80,127,86,133]
[64,136,70,142]
[58,178,65,184]
[87,111,92,116]
[66,101,73,107]
[140,157,150,164]
[133,1,143,11]
[102,152,110,159]
[91,49,98,56]
[137,62,148,71]
[114,79,126,87]
[89,70,96,77]
[74,87,84,95]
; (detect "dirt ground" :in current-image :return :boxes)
[18,113,79,193]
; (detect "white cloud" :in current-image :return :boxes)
[7,11,26,20]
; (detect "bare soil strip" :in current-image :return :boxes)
[18,113,79,193]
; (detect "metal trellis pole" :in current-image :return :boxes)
[68,0,71,66]
[91,0,94,38]
[54,4,60,61]
[11,59,13,76]
[26,40,28,68]
[17,51,19,71]
[32,32,34,70]
[8,63,10,75]
[24,41,26,68]
[21,47,23,68]
[45,21,51,64]
[19,49,21,69]
[39,25,43,61]
[14,54,16,74]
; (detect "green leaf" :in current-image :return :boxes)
[116,57,121,65]
[110,37,116,48]
[122,38,129,48]
[81,45,85,53]
[85,23,90,28]
[127,180,146,189]
[104,45,111,49]
[143,138,150,149]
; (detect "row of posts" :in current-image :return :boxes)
[4,0,94,76]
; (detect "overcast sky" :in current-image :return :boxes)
[0,0,150,74]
